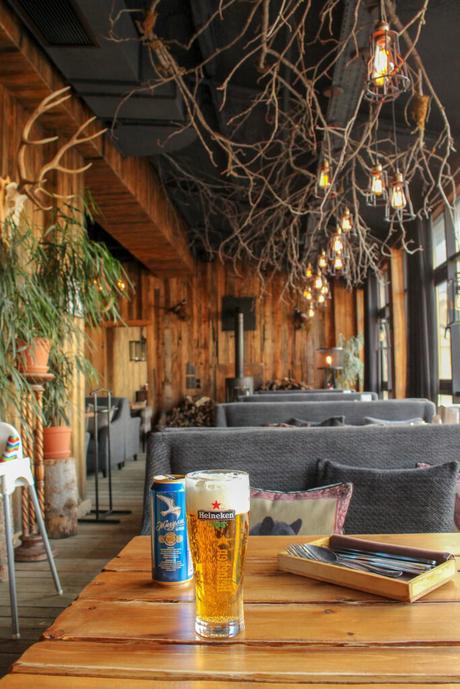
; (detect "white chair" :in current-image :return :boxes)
[0,422,62,638]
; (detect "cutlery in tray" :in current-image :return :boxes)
[278,535,456,601]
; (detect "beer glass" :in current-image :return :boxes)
[185,470,250,638]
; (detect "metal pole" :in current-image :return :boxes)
[93,391,100,521]
[235,310,244,379]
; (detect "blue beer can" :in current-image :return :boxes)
[151,474,193,585]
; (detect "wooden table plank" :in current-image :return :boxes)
[42,598,460,646]
[12,640,460,683]
[78,569,460,604]
[1,678,456,689]
[103,534,460,572]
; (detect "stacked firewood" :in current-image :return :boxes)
[257,378,311,391]
[162,396,215,427]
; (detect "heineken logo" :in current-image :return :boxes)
[198,509,235,521]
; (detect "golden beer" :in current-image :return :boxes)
[185,470,250,638]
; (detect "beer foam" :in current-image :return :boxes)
[185,471,250,515]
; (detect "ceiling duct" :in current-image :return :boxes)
[8,0,98,47]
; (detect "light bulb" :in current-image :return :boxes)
[308,306,315,319]
[390,172,407,210]
[371,25,394,87]
[321,284,329,296]
[317,293,325,305]
[318,160,331,189]
[305,263,313,279]
[340,207,353,233]
[314,272,323,291]
[370,164,385,196]
[318,250,328,270]
[332,229,344,254]
[303,288,312,301]
[334,255,344,271]
[325,355,333,366]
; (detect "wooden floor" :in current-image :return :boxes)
[0,455,146,677]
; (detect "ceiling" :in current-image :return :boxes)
[7,0,460,260]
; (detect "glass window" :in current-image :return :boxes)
[432,215,447,268]
[438,394,453,406]
[453,197,460,253]
[435,281,452,380]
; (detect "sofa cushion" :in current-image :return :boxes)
[215,399,436,427]
[267,416,345,428]
[250,483,353,536]
[364,416,425,426]
[418,462,460,530]
[316,459,459,534]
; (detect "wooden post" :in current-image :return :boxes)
[44,458,78,538]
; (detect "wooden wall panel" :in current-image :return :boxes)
[333,283,356,341]
[86,262,354,413]
[390,248,408,399]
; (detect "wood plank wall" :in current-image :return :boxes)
[87,262,362,413]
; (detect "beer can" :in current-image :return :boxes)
[150,474,193,585]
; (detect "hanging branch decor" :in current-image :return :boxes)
[108,0,456,294]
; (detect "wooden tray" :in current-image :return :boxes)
[278,535,457,602]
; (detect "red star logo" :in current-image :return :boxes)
[212,500,221,510]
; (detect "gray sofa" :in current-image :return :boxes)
[215,399,435,427]
[86,397,140,474]
[142,423,460,534]
[239,392,377,402]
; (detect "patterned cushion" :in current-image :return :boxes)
[266,416,345,428]
[417,462,460,531]
[316,459,459,533]
[249,483,353,536]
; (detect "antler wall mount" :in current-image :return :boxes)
[0,86,106,226]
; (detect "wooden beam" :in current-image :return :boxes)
[0,3,193,275]
[390,248,408,399]
[102,320,152,328]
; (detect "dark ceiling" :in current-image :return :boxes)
[7,0,460,260]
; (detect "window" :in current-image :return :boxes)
[435,281,452,382]
[376,270,393,399]
[432,215,447,268]
[431,202,460,404]
[455,198,460,253]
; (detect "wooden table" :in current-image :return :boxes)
[2,533,460,688]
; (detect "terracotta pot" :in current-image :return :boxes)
[17,338,51,375]
[44,426,72,460]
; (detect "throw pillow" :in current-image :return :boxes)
[363,416,425,426]
[316,459,458,533]
[417,462,460,531]
[249,482,353,536]
[265,416,345,428]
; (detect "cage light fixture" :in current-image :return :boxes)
[365,19,410,103]
[339,206,353,233]
[305,262,313,279]
[303,286,313,301]
[385,169,415,222]
[367,163,388,206]
[313,270,324,291]
[318,249,328,271]
[317,159,331,193]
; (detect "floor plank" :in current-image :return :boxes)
[0,455,145,677]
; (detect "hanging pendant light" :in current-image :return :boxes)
[367,163,388,206]
[303,287,313,301]
[317,159,331,194]
[339,207,353,233]
[305,262,313,279]
[328,227,345,258]
[313,270,324,292]
[385,169,415,222]
[307,304,316,319]
[365,19,410,103]
[318,249,328,271]
[333,254,344,273]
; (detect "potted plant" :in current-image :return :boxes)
[336,333,364,391]
[43,349,73,460]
